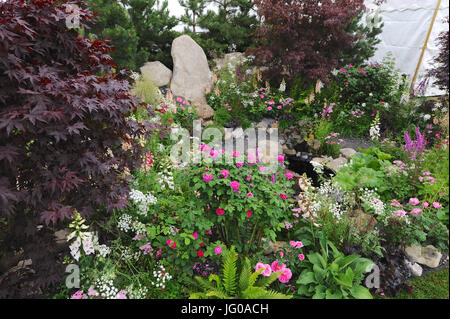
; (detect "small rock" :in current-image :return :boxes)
[404,259,423,277]
[350,209,377,233]
[284,148,297,155]
[311,157,330,165]
[54,229,71,245]
[140,61,172,87]
[196,103,214,120]
[405,244,443,268]
[340,148,357,159]
[326,157,348,172]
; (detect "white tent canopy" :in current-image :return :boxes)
[365,0,449,96]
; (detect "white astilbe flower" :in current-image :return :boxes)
[118,214,133,232]
[369,113,380,141]
[311,160,324,175]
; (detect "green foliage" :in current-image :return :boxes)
[179,0,206,33]
[196,0,258,58]
[295,237,374,299]
[131,75,164,106]
[190,246,292,299]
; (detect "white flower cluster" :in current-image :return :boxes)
[328,202,344,220]
[121,247,141,261]
[311,160,324,175]
[94,276,119,299]
[129,189,157,216]
[151,263,172,289]
[360,188,385,215]
[369,113,380,141]
[97,244,111,258]
[117,214,147,235]
[128,286,148,299]
[157,170,174,190]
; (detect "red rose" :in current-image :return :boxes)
[197,250,204,258]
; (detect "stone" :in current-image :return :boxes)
[404,259,423,277]
[311,157,330,165]
[140,61,172,87]
[54,229,71,245]
[196,103,215,120]
[263,241,292,255]
[170,35,213,117]
[350,209,377,233]
[326,157,348,172]
[284,148,296,155]
[340,148,357,159]
[405,245,443,268]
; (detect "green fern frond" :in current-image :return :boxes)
[206,289,232,299]
[189,292,207,299]
[194,276,215,291]
[241,286,269,299]
[261,289,293,299]
[222,246,238,295]
[248,267,264,288]
[255,270,283,288]
[208,274,222,290]
[239,258,252,292]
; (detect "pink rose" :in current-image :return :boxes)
[246,210,252,218]
[280,193,287,200]
[278,268,292,283]
[277,155,285,162]
[410,208,422,215]
[191,232,198,240]
[221,169,229,179]
[214,246,222,255]
[285,172,293,180]
[423,202,429,207]
[233,151,241,157]
[216,208,225,216]
[247,192,254,198]
[230,181,240,191]
[255,263,272,277]
[203,173,213,182]
[236,162,244,168]
[298,254,305,261]
[271,260,286,272]
[409,198,420,206]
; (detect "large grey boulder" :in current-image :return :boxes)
[140,61,172,87]
[170,35,214,119]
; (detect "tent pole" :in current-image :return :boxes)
[410,0,442,97]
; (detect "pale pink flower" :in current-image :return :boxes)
[423,202,429,208]
[410,208,422,215]
[409,198,420,206]
[393,210,407,217]
[298,254,305,261]
[88,286,99,296]
[271,260,286,272]
[391,200,402,207]
[433,202,442,209]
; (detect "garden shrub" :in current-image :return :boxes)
[249,0,365,86]
[0,0,162,297]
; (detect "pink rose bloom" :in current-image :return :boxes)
[203,173,213,182]
[221,169,229,178]
[258,166,266,172]
[285,172,293,180]
[423,202,429,208]
[296,241,304,248]
[246,175,252,181]
[206,229,213,235]
[298,254,305,261]
[289,241,297,248]
[277,155,285,162]
[215,246,222,255]
[191,232,198,239]
[230,181,240,191]
[233,151,241,157]
[433,202,442,209]
[176,97,183,103]
[246,210,252,218]
[255,263,272,277]
[280,193,287,200]
[409,198,420,206]
[393,210,407,217]
[236,162,244,168]
[166,238,176,248]
[216,208,225,216]
[247,192,254,198]
[271,260,286,272]
[267,106,272,111]
[410,208,422,215]
[278,268,292,283]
